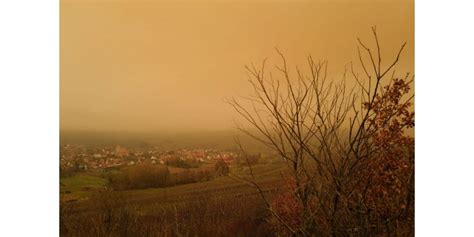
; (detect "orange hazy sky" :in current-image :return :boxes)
[60,0,413,132]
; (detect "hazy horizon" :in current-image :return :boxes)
[61,0,414,132]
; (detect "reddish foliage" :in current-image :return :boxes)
[353,77,414,226]
[267,179,303,235]
[268,78,414,236]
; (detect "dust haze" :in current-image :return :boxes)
[60,0,413,132]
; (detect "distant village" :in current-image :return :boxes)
[60,144,238,172]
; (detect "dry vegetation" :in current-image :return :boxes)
[61,190,271,237]
[228,28,414,236]
[60,163,286,237]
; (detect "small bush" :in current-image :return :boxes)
[214,160,230,176]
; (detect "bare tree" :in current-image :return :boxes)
[228,27,414,236]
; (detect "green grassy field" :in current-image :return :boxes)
[60,173,107,201]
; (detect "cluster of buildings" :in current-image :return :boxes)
[60,144,238,172]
